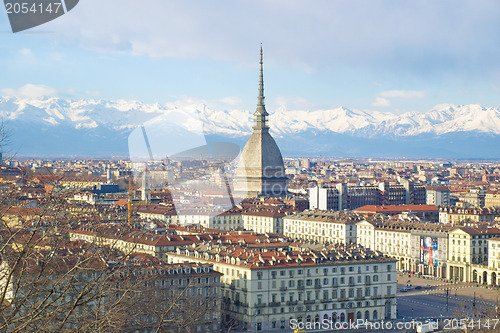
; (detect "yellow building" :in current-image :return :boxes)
[168,243,397,331]
[447,226,500,282]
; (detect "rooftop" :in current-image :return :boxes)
[174,242,393,269]
[284,209,362,224]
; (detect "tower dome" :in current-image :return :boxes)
[234,47,288,197]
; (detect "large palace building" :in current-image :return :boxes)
[234,47,288,197]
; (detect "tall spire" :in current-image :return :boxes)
[254,44,269,130]
[258,44,265,107]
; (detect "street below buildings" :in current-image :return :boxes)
[397,273,499,322]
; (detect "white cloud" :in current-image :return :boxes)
[46,0,500,76]
[219,96,242,106]
[1,84,58,99]
[380,90,429,99]
[18,48,33,57]
[371,97,391,107]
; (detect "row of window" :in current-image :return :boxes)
[258,265,392,280]
[285,220,353,230]
[262,274,388,289]
[263,285,392,303]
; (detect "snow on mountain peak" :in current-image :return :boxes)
[1,96,500,139]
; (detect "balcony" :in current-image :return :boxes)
[348,282,355,286]
[240,302,249,308]
[304,300,315,305]
[365,281,371,285]
[229,285,235,290]
[286,300,298,306]
[331,284,339,288]
[269,301,281,307]
[297,285,304,290]
[254,303,267,308]
[371,295,382,299]
[242,287,248,292]
[280,287,288,291]
[314,284,321,289]
[355,296,365,300]
[320,299,331,303]
[338,297,348,302]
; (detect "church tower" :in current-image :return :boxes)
[234,47,288,197]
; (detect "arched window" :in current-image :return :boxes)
[365,311,370,320]
[373,310,378,320]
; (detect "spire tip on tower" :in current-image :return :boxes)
[254,45,268,129]
[258,45,265,108]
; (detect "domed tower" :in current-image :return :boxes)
[234,47,288,197]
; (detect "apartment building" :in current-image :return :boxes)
[426,185,451,206]
[309,181,426,211]
[68,225,217,260]
[484,190,500,208]
[242,206,288,234]
[487,237,500,285]
[283,210,359,244]
[1,247,222,332]
[135,204,176,221]
[357,219,452,278]
[309,186,342,211]
[438,206,499,225]
[167,243,397,331]
[447,226,500,283]
[171,208,243,230]
[169,205,294,233]
[462,189,486,208]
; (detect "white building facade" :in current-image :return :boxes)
[167,243,397,331]
[284,210,358,244]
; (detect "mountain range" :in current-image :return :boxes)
[1,96,500,159]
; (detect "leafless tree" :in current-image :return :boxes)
[451,294,499,333]
[0,121,222,332]
[0,181,220,332]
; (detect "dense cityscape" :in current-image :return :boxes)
[3,2,500,332]
[3,76,500,332]
[3,153,500,331]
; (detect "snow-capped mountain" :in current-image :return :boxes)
[1,96,500,158]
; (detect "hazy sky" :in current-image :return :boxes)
[1,0,500,114]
